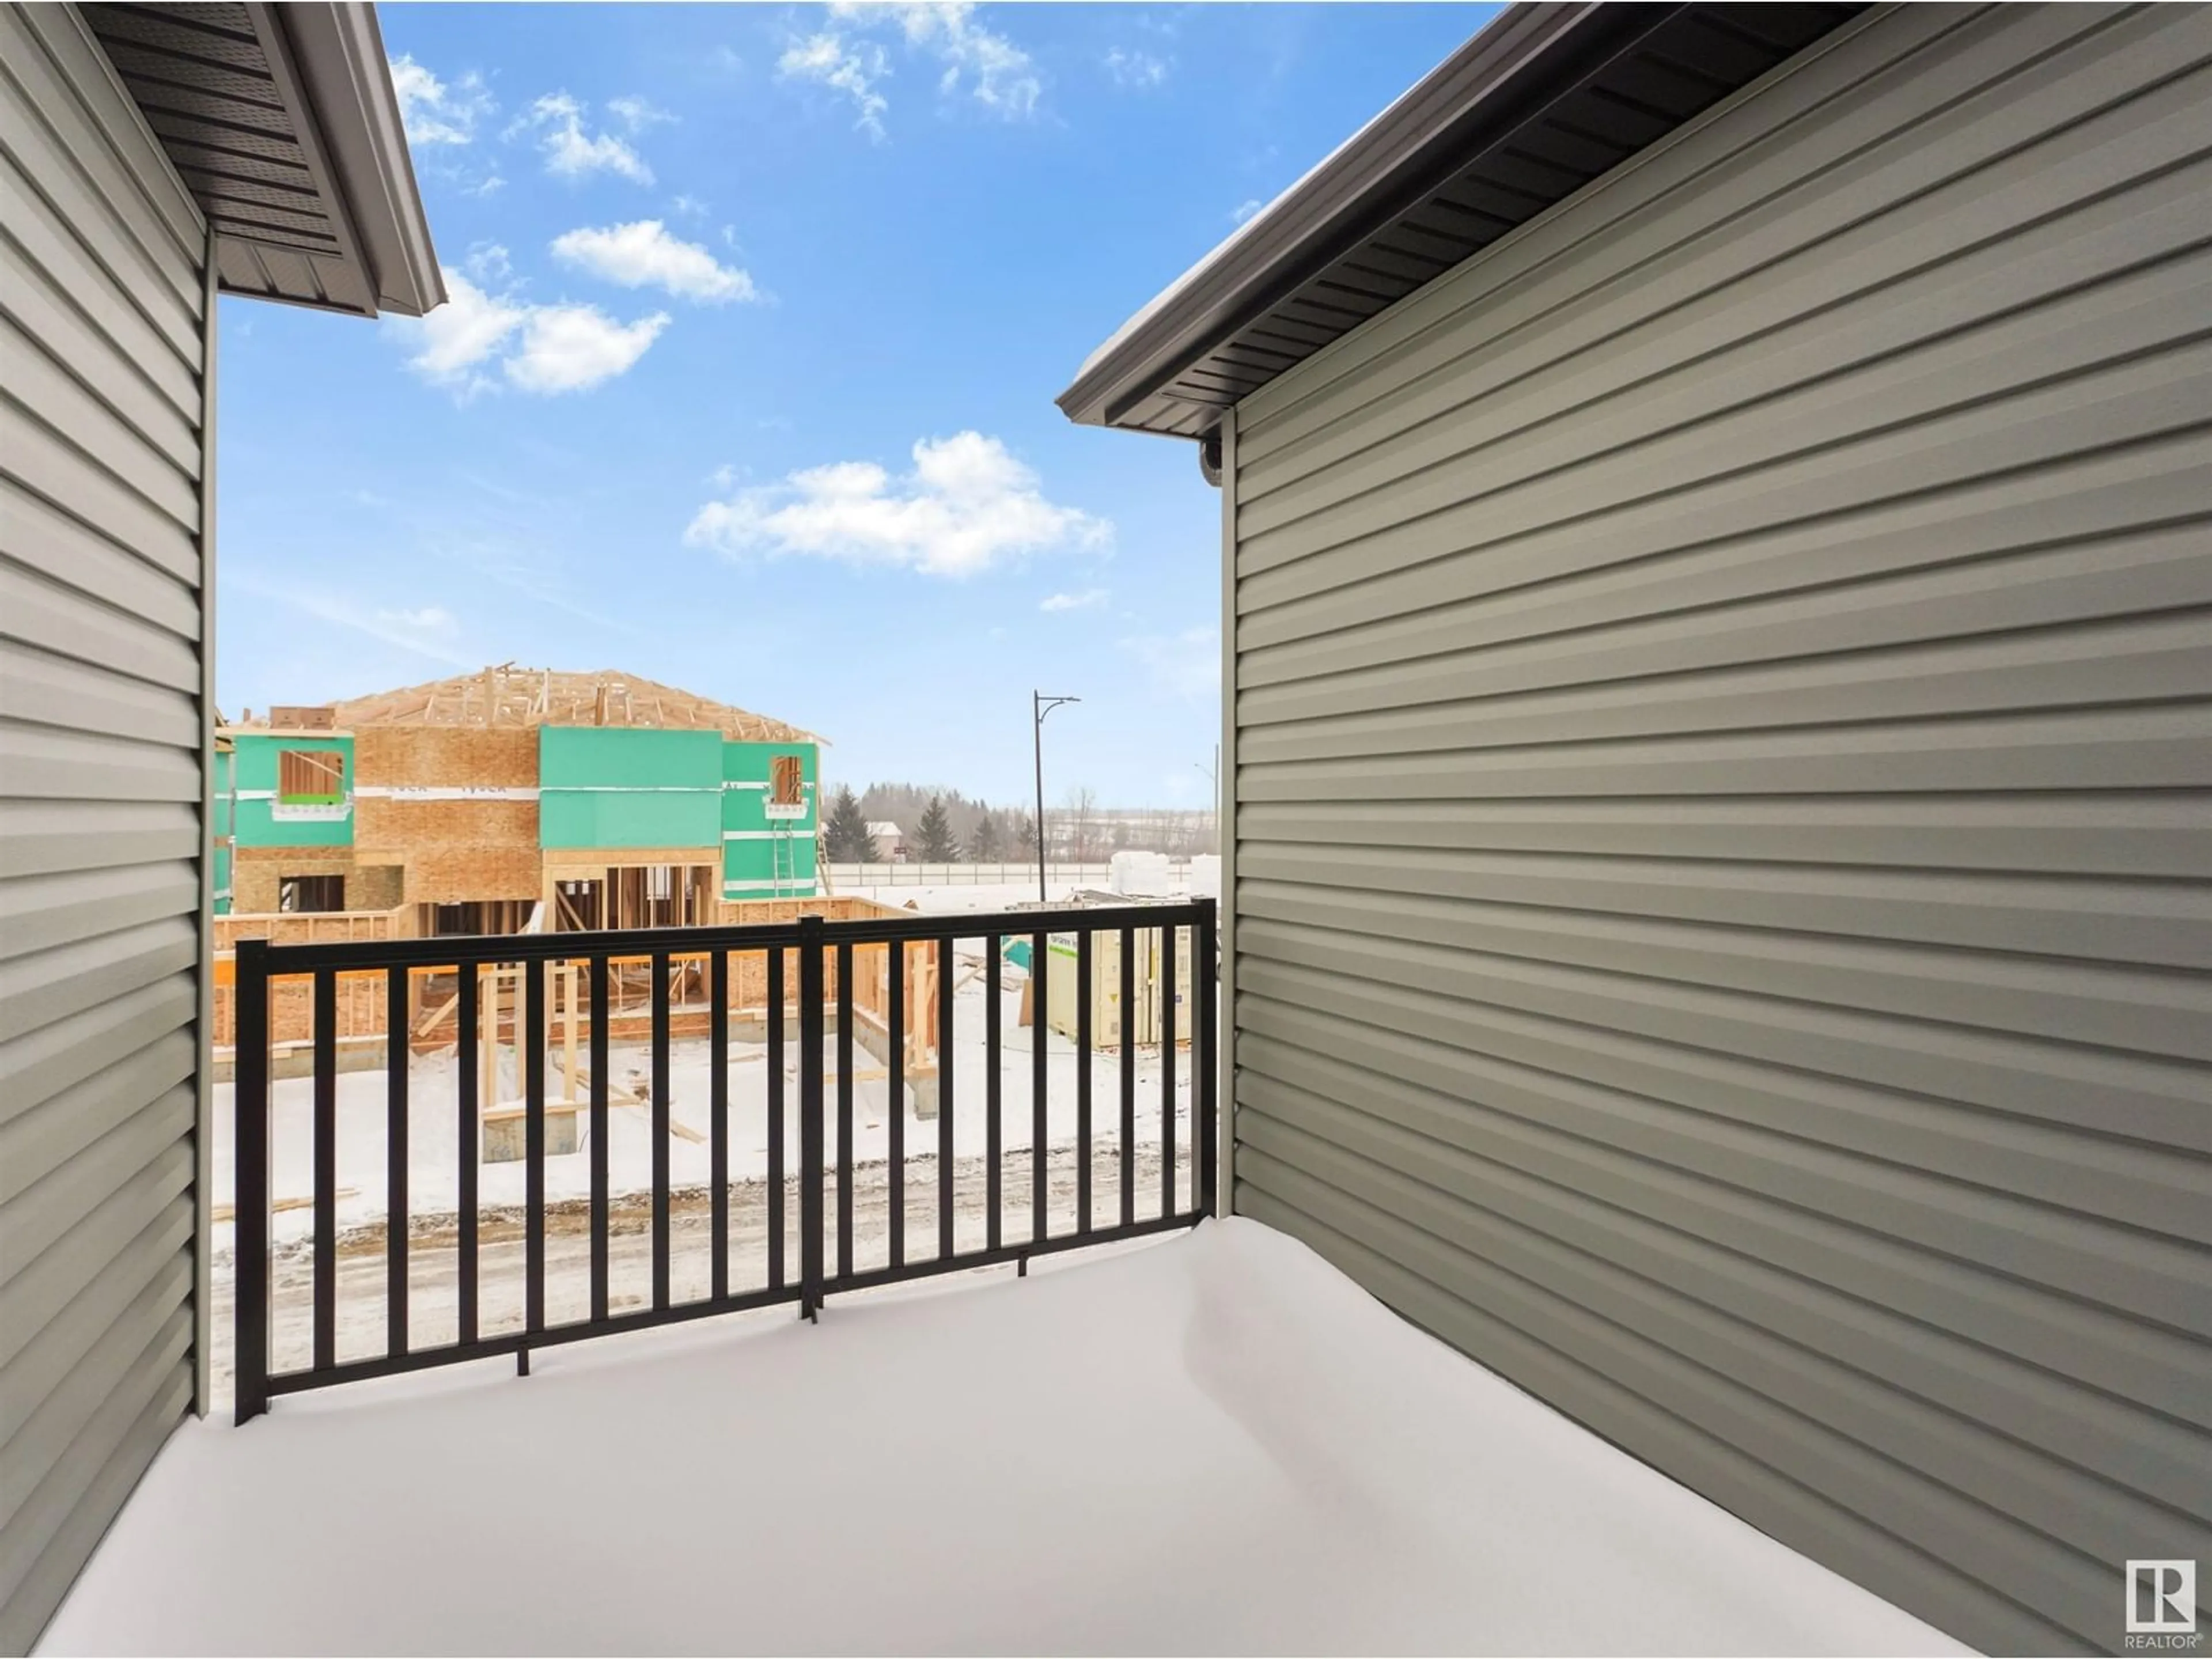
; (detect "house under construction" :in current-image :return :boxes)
[215,665,823,929]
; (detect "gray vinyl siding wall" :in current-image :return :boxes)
[0,5,209,1652]
[1224,6,2212,1654]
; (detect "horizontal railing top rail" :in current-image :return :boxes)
[232,900,1218,1422]
[248,900,1206,972]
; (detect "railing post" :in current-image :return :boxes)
[234,938,271,1424]
[798,914,826,1319]
[1193,897,1219,1218]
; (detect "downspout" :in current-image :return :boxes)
[1213,412,1236,1218]
[193,228,220,1415]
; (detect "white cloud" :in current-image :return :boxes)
[376,604,458,634]
[607,94,676,132]
[1231,198,1264,225]
[463,241,512,283]
[669,193,710,218]
[1121,626,1221,701]
[230,570,476,668]
[685,431,1108,578]
[388,55,494,146]
[871,1,1041,117]
[392,267,529,395]
[506,305,671,393]
[1040,588,1108,612]
[551,220,757,304]
[388,266,668,398]
[779,32,890,140]
[1104,47,1169,89]
[784,2,1041,137]
[467,172,505,198]
[513,93,654,183]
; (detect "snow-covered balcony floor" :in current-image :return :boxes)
[42,1222,1963,1657]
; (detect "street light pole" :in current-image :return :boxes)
[1033,691,1080,903]
[1196,745,1219,854]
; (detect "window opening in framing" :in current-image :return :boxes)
[277,748,346,805]
[770,754,804,808]
[278,874,344,913]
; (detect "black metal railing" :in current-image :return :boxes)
[231,900,1217,1421]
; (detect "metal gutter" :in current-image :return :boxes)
[1057,3,1629,433]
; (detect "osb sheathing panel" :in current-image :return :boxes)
[350,727,543,904]
[357,799,539,847]
[349,864,406,911]
[354,725,538,787]
[403,845,544,905]
[231,851,353,915]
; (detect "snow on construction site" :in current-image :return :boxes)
[48,1221,1967,1656]
[212,938,1195,1250]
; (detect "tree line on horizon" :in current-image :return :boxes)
[820,781,1215,863]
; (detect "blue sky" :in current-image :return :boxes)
[215,2,1495,808]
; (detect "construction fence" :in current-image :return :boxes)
[827,861,1196,889]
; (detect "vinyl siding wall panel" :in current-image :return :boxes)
[1225,6,2212,1654]
[0,5,208,1651]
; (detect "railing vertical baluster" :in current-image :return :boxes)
[1076,929,1092,1235]
[589,953,609,1321]
[835,940,854,1282]
[937,936,955,1263]
[1119,927,1135,1229]
[525,957,546,1339]
[1194,899,1219,1218]
[887,942,904,1271]
[233,938,270,1424]
[798,916,825,1316]
[985,935,1001,1252]
[385,964,408,1358]
[767,948,786,1290]
[1161,925,1177,1221]
[651,950,672,1311]
[711,950,730,1302]
[1031,927,1047,1245]
[456,961,478,1346]
[312,968,336,1373]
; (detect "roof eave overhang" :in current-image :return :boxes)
[87,2,442,320]
[1060,1,1861,440]
[274,3,443,318]
[1056,2,1611,436]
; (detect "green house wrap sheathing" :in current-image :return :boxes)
[539,727,724,849]
[722,740,817,897]
[229,732,355,849]
[213,746,233,913]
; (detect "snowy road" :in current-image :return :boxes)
[212,1139,1179,1408]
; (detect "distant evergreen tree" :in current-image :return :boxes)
[971,808,1005,861]
[823,786,876,862]
[1005,809,1037,863]
[914,793,961,862]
